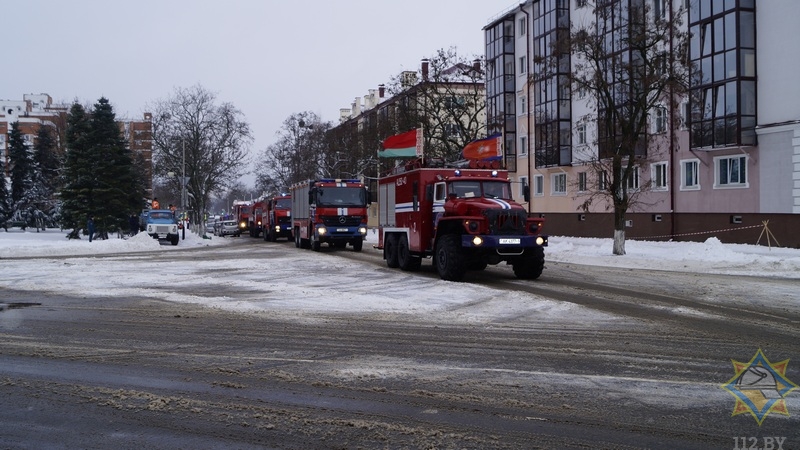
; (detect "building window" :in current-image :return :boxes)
[653,0,666,20]
[519,176,529,200]
[552,173,567,195]
[578,171,587,192]
[598,170,609,191]
[519,17,526,36]
[652,162,668,191]
[519,95,527,115]
[519,135,528,156]
[576,123,586,145]
[577,0,587,7]
[533,174,544,196]
[626,167,640,191]
[681,159,700,190]
[443,123,460,138]
[519,56,527,74]
[715,155,748,188]
[652,106,667,133]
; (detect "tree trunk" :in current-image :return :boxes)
[613,206,627,255]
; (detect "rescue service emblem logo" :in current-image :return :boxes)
[721,349,798,425]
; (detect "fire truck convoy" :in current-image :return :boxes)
[377,163,548,282]
[290,179,369,251]
[262,194,293,241]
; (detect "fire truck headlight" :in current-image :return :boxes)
[536,236,546,246]
[472,236,483,246]
[317,227,327,235]
[257,220,262,226]
[274,225,281,232]
[239,221,246,229]
[358,227,367,235]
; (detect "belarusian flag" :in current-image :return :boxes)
[379,128,422,158]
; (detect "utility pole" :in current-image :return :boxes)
[182,139,186,240]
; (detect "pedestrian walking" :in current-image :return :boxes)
[87,216,95,242]
[129,214,139,237]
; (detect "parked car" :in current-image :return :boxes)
[205,221,215,234]
[217,220,240,237]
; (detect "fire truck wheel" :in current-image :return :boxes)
[311,236,321,252]
[398,235,421,271]
[512,247,545,280]
[352,239,363,252]
[385,234,400,267]
[435,235,466,281]
[294,229,300,248]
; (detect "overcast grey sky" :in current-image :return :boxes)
[6,0,512,186]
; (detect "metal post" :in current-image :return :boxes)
[182,139,186,240]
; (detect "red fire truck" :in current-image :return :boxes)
[249,197,266,238]
[377,161,547,281]
[290,179,368,252]
[232,200,253,236]
[262,194,293,241]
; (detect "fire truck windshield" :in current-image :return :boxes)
[274,198,291,209]
[316,187,366,207]
[449,180,511,199]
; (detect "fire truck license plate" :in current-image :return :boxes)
[499,238,521,244]
[337,228,348,232]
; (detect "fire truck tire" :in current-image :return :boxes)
[385,234,400,267]
[435,235,466,281]
[311,236,321,252]
[294,228,300,248]
[512,247,545,280]
[398,235,421,271]
[352,239,363,252]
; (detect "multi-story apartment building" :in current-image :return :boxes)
[1,94,68,177]
[332,59,487,226]
[1,94,154,199]
[486,0,800,246]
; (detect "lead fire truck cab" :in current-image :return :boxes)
[377,164,547,281]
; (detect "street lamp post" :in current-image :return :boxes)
[181,139,186,240]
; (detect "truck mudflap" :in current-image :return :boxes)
[459,234,548,251]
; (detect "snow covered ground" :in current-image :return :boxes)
[1,227,798,324]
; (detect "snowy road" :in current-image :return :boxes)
[1,235,799,449]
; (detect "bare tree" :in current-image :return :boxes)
[559,0,689,255]
[254,112,329,191]
[150,85,252,225]
[385,47,487,161]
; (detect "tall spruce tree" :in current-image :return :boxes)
[33,124,62,226]
[60,98,144,239]
[8,122,43,230]
[89,97,143,237]
[60,103,95,238]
